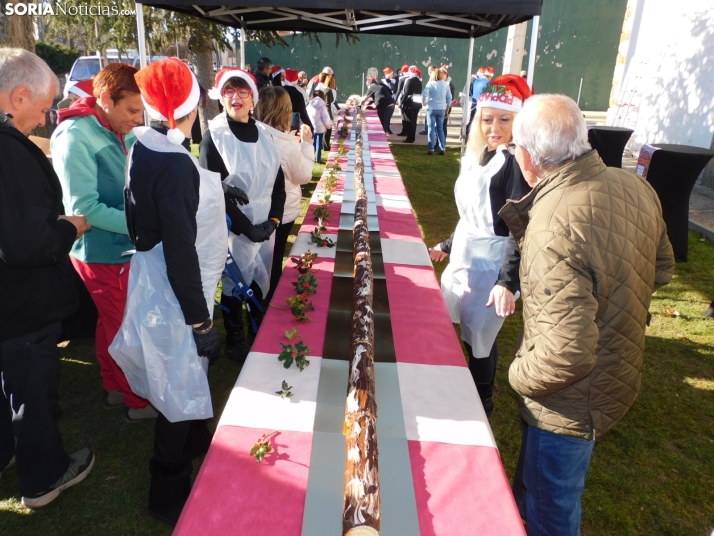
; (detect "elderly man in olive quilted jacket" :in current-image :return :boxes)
[499,94,675,536]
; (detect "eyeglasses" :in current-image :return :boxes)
[221,87,252,99]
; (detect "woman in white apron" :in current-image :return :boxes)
[429,75,533,417]
[199,69,285,366]
[109,58,226,525]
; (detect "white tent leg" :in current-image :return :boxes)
[240,20,246,69]
[135,3,148,69]
[527,15,539,90]
[461,31,475,154]
[135,3,149,125]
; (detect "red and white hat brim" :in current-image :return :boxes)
[68,85,92,98]
[208,70,259,104]
[477,93,523,113]
[142,70,200,122]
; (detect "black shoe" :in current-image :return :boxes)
[148,459,192,527]
[221,295,249,365]
[22,448,95,508]
[438,150,445,156]
[397,132,407,136]
[426,151,434,155]
[404,139,415,143]
[386,130,393,135]
[418,130,427,135]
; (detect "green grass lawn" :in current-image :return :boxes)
[392,144,714,536]
[1,145,712,535]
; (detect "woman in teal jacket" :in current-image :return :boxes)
[51,63,155,422]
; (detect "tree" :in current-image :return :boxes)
[0,1,35,52]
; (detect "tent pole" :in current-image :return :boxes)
[135,3,149,125]
[526,15,539,89]
[240,19,246,69]
[135,3,148,69]
[461,29,474,154]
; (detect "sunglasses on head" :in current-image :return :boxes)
[221,87,252,99]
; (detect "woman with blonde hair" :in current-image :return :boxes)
[421,66,452,155]
[254,85,315,303]
[429,75,532,417]
[314,67,337,151]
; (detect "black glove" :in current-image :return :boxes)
[244,223,271,243]
[193,322,220,362]
[255,219,279,236]
[222,183,249,206]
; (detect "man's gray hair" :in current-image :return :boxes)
[0,48,59,101]
[513,94,591,172]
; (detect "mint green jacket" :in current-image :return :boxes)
[51,115,136,264]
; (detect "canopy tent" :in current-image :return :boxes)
[138,0,542,39]
[134,0,542,146]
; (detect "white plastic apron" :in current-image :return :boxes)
[441,150,515,358]
[110,127,227,422]
[208,114,280,296]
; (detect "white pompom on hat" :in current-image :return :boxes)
[208,68,259,104]
[134,57,200,145]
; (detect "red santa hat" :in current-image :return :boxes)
[400,64,409,73]
[134,57,200,145]
[208,68,259,104]
[483,66,495,78]
[68,79,95,98]
[284,68,299,84]
[408,65,422,78]
[271,65,285,76]
[383,67,393,75]
[441,64,449,71]
[477,74,533,113]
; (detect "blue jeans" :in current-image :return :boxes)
[427,109,446,152]
[512,421,595,536]
[313,133,323,163]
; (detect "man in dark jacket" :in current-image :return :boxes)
[0,49,94,508]
[362,77,395,134]
[252,57,273,90]
[275,67,314,133]
[400,66,423,143]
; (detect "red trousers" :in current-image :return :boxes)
[71,258,149,409]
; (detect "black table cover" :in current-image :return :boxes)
[588,126,633,168]
[644,144,714,261]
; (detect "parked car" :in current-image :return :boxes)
[63,55,107,98]
[131,55,168,69]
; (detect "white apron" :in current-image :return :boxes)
[441,150,516,358]
[110,127,227,423]
[208,114,280,297]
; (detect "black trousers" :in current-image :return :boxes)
[0,323,70,495]
[152,412,212,473]
[464,339,498,416]
[403,105,422,142]
[266,220,295,305]
[323,128,332,151]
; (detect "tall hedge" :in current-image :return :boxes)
[35,41,80,75]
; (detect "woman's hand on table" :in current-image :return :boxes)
[429,243,449,262]
[486,285,516,317]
